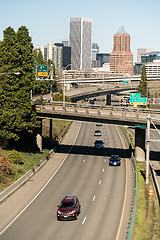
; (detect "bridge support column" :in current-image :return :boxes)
[50,119,52,145]
[67,83,70,90]
[106,94,111,105]
[135,128,146,162]
[36,119,42,151]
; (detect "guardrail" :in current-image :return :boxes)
[122,127,138,240]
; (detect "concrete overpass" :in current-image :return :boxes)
[34,102,160,163]
[67,85,137,102]
[57,75,160,91]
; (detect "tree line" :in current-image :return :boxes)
[0,26,57,150]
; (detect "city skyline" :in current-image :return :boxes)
[0,0,160,62]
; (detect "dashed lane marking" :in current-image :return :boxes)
[92,195,96,201]
[82,217,87,224]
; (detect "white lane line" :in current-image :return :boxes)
[99,180,101,185]
[104,159,106,162]
[0,123,83,236]
[83,159,85,163]
[102,168,104,172]
[92,195,96,201]
[82,217,87,224]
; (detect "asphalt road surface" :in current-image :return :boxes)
[150,128,160,188]
[0,122,134,240]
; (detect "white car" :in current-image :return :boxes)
[94,130,102,136]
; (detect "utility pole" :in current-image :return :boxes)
[50,64,53,101]
[146,115,151,184]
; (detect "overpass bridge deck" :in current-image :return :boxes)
[34,102,160,129]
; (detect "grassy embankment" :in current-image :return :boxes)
[0,119,71,192]
[124,128,160,239]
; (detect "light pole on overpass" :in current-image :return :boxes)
[63,64,72,107]
[146,115,151,184]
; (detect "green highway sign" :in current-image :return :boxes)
[38,65,48,76]
[123,80,128,85]
[130,97,147,103]
[130,93,141,98]
[130,93,147,105]
[135,123,147,128]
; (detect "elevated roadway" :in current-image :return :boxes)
[35,102,160,129]
[58,75,160,84]
[66,85,137,102]
[34,102,160,162]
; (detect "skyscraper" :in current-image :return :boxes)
[110,26,133,75]
[69,17,92,70]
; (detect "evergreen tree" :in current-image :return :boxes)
[0,26,39,148]
[36,50,46,65]
[137,64,150,98]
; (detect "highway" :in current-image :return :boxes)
[0,122,134,240]
[150,128,160,192]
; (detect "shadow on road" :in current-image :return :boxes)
[150,150,160,162]
[55,143,132,159]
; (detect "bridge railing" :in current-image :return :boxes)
[32,100,160,115]
[34,101,160,128]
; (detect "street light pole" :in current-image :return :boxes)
[146,115,151,184]
[146,78,148,108]
[63,64,72,107]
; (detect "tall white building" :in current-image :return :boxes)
[69,17,92,70]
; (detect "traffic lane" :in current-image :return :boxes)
[0,121,82,232]
[150,129,160,188]
[0,122,107,240]
[76,157,126,240]
[75,124,133,240]
[0,123,131,240]
[150,129,160,171]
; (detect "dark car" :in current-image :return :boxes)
[94,139,104,148]
[89,99,94,104]
[57,196,81,220]
[94,130,102,136]
[96,123,102,127]
[109,155,121,166]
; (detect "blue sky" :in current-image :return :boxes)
[0,0,160,62]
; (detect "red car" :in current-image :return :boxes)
[57,196,81,220]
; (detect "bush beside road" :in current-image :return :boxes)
[0,119,71,193]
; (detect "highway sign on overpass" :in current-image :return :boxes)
[38,65,48,77]
[130,93,147,106]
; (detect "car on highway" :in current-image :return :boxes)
[94,130,102,136]
[109,155,121,166]
[96,123,102,127]
[57,196,81,220]
[94,139,104,148]
[89,99,95,104]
